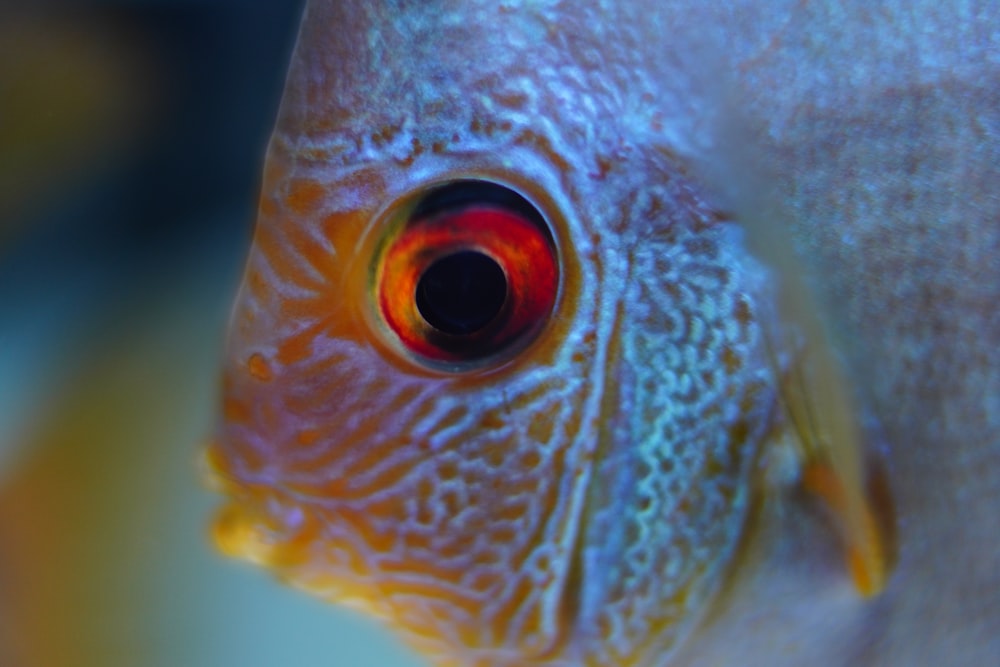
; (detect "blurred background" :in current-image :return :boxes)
[0,1,421,665]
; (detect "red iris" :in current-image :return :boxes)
[377,195,558,366]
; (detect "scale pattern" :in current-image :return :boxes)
[209,2,779,665]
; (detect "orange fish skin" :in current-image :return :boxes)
[207,2,782,666]
[208,1,1000,666]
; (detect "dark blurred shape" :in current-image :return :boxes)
[0,10,150,237]
[0,0,302,472]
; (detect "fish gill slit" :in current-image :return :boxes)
[557,261,630,658]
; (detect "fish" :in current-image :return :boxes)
[205,1,1000,666]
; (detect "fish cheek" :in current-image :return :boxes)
[210,136,613,655]
[254,371,597,660]
[212,260,599,663]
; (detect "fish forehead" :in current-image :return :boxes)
[272,0,715,174]
[210,1,779,664]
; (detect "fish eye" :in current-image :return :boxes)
[415,250,507,335]
[376,180,558,367]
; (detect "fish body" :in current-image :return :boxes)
[207,2,1000,666]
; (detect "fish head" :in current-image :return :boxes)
[206,3,780,665]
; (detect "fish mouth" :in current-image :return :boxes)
[201,445,298,567]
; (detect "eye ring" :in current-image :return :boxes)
[375,181,559,367]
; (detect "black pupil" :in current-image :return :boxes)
[416,251,507,335]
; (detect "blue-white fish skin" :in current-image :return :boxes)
[207,1,1000,666]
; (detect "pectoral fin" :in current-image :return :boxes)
[767,304,893,598]
[691,124,894,597]
[800,458,888,597]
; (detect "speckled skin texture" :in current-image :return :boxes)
[209,2,1000,666]
[673,4,1000,666]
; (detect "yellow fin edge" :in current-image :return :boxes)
[800,461,888,597]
